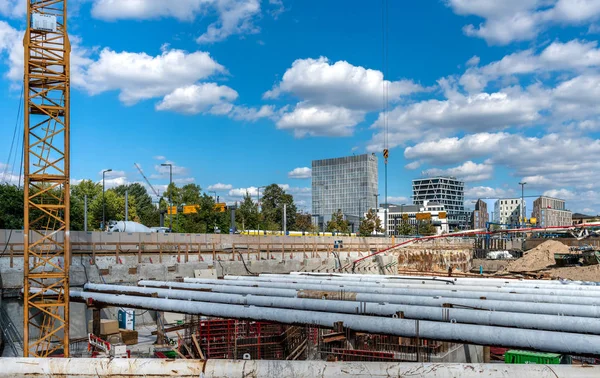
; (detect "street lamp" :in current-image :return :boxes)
[102,169,112,231]
[161,163,173,231]
[209,191,217,202]
[257,186,266,234]
[519,182,527,227]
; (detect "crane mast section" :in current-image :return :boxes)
[23,0,71,358]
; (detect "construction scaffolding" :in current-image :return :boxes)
[183,316,306,360]
[180,315,458,363]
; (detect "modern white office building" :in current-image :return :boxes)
[412,176,466,229]
[494,198,524,225]
[312,153,378,231]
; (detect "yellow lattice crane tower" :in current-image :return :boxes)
[23,0,71,357]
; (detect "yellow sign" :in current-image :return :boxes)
[530,217,537,224]
[183,205,200,214]
[438,212,447,219]
[416,212,432,221]
[383,149,389,159]
[168,203,226,214]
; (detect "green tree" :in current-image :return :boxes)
[417,221,437,236]
[397,222,415,236]
[114,183,159,227]
[294,212,315,232]
[358,209,383,236]
[180,184,202,205]
[326,209,349,233]
[261,184,297,231]
[70,180,101,231]
[0,184,24,229]
[89,189,138,230]
[237,193,258,231]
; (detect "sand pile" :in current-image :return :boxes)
[549,265,600,282]
[506,240,569,272]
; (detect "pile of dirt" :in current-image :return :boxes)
[505,240,569,272]
[549,265,600,282]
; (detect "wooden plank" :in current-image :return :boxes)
[171,346,187,359]
[192,334,205,360]
[150,324,188,335]
[322,332,346,343]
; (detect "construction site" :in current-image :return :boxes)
[3,0,600,377]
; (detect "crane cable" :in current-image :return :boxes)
[2,86,23,184]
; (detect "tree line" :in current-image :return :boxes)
[0,182,436,236]
[0,182,314,234]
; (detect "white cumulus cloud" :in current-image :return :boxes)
[421,161,493,182]
[81,48,226,105]
[156,83,238,115]
[264,57,425,111]
[208,183,233,191]
[288,167,312,179]
[90,0,279,44]
[277,104,365,137]
[447,0,600,45]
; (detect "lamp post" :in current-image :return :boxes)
[257,186,266,234]
[209,191,217,202]
[102,169,112,231]
[518,182,527,227]
[161,163,173,231]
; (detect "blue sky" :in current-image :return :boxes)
[1,0,600,215]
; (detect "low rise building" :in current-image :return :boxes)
[532,196,572,227]
[471,199,489,229]
[377,200,449,236]
[572,213,599,225]
[494,198,524,225]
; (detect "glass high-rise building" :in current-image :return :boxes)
[412,176,466,228]
[312,153,378,229]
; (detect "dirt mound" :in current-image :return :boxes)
[506,240,569,272]
[549,265,600,282]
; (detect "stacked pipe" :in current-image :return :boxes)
[66,271,600,355]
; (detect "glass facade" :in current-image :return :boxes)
[312,153,378,224]
[412,177,466,227]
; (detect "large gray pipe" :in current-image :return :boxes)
[4,358,600,378]
[139,280,600,318]
[225,275,600,298]
[288,272,600,289]
[272,273,600,291]
[69,290,600,355]
[183,277,600,306]
[86,283,600,334]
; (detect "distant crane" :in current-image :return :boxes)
[134,163,161,200]
[134,163,168,228]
